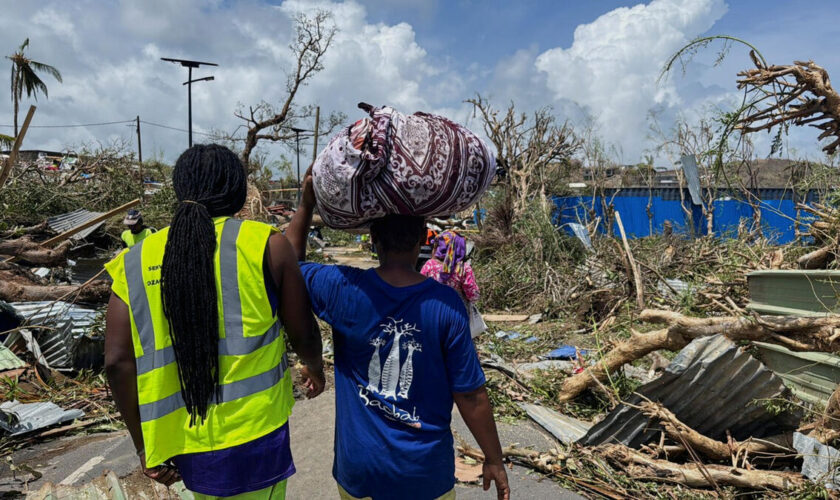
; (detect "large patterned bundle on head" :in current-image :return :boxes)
[312,103,496,229]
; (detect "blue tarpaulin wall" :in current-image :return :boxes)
[554,188,820,244]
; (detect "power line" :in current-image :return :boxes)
[139,120,219,137]
[0,119,134,128]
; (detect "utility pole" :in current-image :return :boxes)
[135,116,142,164]
[136,116,143,197]
[291,127,305,203]
[312,106,320,162]
[161,58,217,147]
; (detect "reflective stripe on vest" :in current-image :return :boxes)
[125,218,287,422]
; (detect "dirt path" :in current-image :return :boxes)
[321,246,378,269]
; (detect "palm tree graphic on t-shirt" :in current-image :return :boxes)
[377,318,418,400]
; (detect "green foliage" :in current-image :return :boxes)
[322,227,355,247]
[0,145,142,226]
[473,195,585,315]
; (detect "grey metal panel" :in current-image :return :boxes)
[46,209,105,241]
[679,154,703,205]
[754,342,840,406]
[580,335,800,448]
[519,403,592,444]
[747,270,840,317]
[0,401,83,435]
[795,431,840,489]
[9,302,100,370]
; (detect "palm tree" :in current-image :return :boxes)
[7,39,62,137]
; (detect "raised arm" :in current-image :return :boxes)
[286,167,316,261]
[267,231,325,398]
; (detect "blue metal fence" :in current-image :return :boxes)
[554,188,821,243]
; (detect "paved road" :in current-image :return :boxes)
[288,389,583,499]
[3,390,582,499]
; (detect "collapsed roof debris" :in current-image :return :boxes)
[0,401,84,436]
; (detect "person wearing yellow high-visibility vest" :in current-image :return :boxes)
[104,145,325,500]
[120,210,155,248]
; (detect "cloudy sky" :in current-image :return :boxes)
[2,0,838,171]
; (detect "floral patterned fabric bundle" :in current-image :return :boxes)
[312,103,496,229]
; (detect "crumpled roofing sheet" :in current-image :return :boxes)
[6,301,99,370]
[46,208,105,241]
[580,334,801,448]
[0,401,83,436]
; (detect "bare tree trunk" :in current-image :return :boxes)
[12,69,19,138]
[0,280,110,304]
[0,238,71,266]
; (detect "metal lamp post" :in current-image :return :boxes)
[161,58,218,147]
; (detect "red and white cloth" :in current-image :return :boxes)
[312,103,496,229]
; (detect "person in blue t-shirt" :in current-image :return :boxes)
[287,171,510,500]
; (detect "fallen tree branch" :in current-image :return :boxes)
[638,401,794,463]
[457,443,626,500]
[558,309,839,402]
[0,238,71,266]
[599,444,805,490]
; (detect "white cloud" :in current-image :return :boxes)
[535,0,728,162]
[0,0,462,167]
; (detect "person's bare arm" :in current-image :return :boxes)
[104,294,180,486]
[453,386,510,500]
[267,232,325,397]
[286,167,315,261]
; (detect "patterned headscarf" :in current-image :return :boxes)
[433,230,467,281]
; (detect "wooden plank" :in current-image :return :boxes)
[483,314,529,322]
[0,105,36,189]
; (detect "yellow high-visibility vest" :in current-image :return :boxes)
[105,217,294,467]
[121,228,154,248]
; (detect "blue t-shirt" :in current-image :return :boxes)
[300,263,486,500]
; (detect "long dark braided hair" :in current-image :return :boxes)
[160,144,247,425]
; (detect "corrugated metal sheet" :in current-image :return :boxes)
[519,403,592,444]
[29,470,195,500]
[5,302,101,371]
[554,188,821,243]
[0,344,26,371]
[754,342,840,406]
[747,270,840,316]
[0,401,83,435]
[580,335,801,448]
[46,209,105,241]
